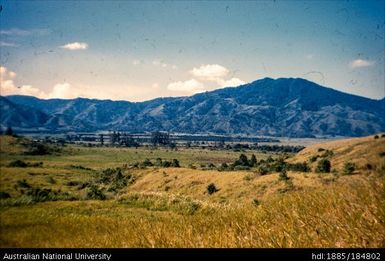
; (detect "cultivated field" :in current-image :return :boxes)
[0,134,384,247]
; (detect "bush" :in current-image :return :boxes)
[287,162,310,172]
[234,165,250,171]
[171,159,180,167]
[142,159,153,167]
[249,154,257,167]
[207,183,218,195]
[162,161,172,168]
[316,159,331,173]
[8,160,28,168]
[374,135,379,139]
[0,192,11,199]
[257,165,269,175]
[86,185,106,200]
[26,188,76,202]
[343,162,356,175]
[16,179,31,188]
[24,142,59,155]
[279,169,290,181]
[309,155,318,163]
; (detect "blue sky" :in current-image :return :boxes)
[0,0,384,101]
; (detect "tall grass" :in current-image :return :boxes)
[1,176,383,247]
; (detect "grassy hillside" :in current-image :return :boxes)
[0,135,384,247]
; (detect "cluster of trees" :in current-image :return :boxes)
[132,158,180,169]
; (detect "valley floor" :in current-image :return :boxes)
[0,135,384,247]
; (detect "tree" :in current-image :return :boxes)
[343,161,356,175]
[171,159,180,167]
[249,154,257,167]
[207,183,218,195]
[5,126,13,136]
[151,131,170,146]
[316,159,331,173]
[236,154,249,166]
[99,134,104,145]
[279,169,289,181]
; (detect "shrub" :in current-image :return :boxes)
[343,162,356,175]
[374,135,379,139]
[287,162,310,172]
[8,160,28,168]
[207,183,218,195]
[379,152,385,157]
[257,165,269,175]
[316,159,331,173]
[0,192,11,199]
[249,154,257,167]
[234,165,250,171]
[162,161,172,168]
[279,169,290,181]
[65,180,81,186]
[318,148,325,152]
[16,179,31,188]
[171,159,180,167]
[46,177,56,184]
[86,185,106,200]
[142,159,153,167]
[309,155,318,163]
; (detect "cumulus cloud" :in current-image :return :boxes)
[349,59,374,68]
[0,66,46,98]
[167,79,205,94]
[190,64,229,81]
[217,77,246,87]
[60,42,88,50]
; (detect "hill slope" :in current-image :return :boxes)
[1,78,384,137]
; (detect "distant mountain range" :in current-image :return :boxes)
[1,78,384,137]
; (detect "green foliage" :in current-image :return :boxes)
[374,135,379,139]
[309,155,318,162]
[287,162,310,172]
[5,127,13,136]
[86,185,106,200]
[249,154,257,167]
[24,141,61,156]
[279,169,290,181]
[0,192,11,199]
[8,160,28,168]
[16,179,31,188]
[257,165,269,175]
[171,159,180,167]
[316,159,331,173]
[207,183,218,195]
[343,162,356,175]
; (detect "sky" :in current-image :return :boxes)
[0,0,384,101]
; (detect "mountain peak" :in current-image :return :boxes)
[1,78,384,137]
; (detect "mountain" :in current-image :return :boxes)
[1,78,384,137]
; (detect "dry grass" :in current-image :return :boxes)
[0,134,384,247]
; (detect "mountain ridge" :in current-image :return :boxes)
[1,77,384,137]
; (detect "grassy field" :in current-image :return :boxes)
[0,134,384,247]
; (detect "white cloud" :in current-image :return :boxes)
[349,59,374,68]
[217,77,246,87]
[60,42,88,50]
[0,42,18,47]
[0,28,49,37]
[0,66,47,98]
[190,64,229,81]
[167,79,205,94]
[47,83,79,99]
